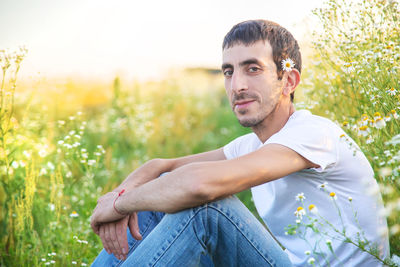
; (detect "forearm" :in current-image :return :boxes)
[113,158,174,192]
[115,162,215,214]
[113,148,225,193]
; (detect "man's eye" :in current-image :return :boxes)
[223,70,233,77]
[248,67,260,73]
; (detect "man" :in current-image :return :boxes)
[91,20,389,266]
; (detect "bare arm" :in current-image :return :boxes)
[114,143,318,214]
[112,147,226,192]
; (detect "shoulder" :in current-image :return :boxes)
[224,132,261,159]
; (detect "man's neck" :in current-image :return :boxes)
[252,103,295,143]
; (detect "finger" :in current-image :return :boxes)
[91,217,100,235]
[99,225,110,254]
[116,217,129,259]
[104,223,118,258]
[109,222,122,260]
[128,213,142,240]
[108,223,123,260]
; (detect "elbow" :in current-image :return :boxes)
[188,167,221,203]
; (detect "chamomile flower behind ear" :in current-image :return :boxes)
[281,58,295,72]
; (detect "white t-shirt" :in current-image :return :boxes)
[224,110,389,267]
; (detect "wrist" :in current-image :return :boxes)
[113,189,128,215]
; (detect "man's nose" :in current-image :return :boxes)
[231,72,248,93]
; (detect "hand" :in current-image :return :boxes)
[98,213,143,261]
[91,192,126,234]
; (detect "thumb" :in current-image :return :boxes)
[128,212,142,240]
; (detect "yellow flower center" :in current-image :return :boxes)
[329,192,336,197]
[285,62,291,67]
[340,134,345,138]
[296,206,304,211]
[391,110,396,114]
[359,126,368,131]
[308,204,316,210]
[374,112,381,117]
[342,121,348,126]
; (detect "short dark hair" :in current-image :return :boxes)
[222,20,301,102]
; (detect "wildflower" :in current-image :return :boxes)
[375,117,386,129]
[296,219,301,224]
[342,121,349,128]
[57,120,65,126]
[294,206,306,219]
[72,261,77,265]
[81,263,87,266]
[50,260,55,264]
[23,150,31,158]
[87,159,96,166]
[49,203,55,211]
[40,168,48,176]
[281,58,295,72]
[304,250,311,255]
[348,196,353,202]
[70,211,79,218]
[47,162,55,170]
[329,192,337,200]
[390,109,399,119]
[308,204,318,214]
[384,115,391,122]
[11,161,19,169]
[295,193,306,201]
[374,112,381,119]
[358,125,369,136]
[361,113,368,122]
[38,149,48,158]
[41,258,46,262]
[326,239,332,245]
[339,134,346,139]
[307,257,315,265]
[387,87,397,96]
[318,182,328,189]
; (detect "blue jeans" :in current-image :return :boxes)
[92,195,292,266]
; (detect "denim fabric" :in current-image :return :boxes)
[92,196,292,267]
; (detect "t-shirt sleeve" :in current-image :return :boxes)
[264,122,338,172]
[223,133,257,160]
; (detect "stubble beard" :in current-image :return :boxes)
[236,107,268,127]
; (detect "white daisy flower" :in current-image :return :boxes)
[375,117,386,129]
[390,109,399,119]
[307,257,316,265]
[318,182,328,189]
[295,192,306,201]
[308,204,318,214]
[70,211,79,218]
[281,58,295,72]
[387,87,397,96]
[294,206,306,219]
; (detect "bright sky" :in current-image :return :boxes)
[0,0,324,80]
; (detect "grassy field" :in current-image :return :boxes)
[1,0,399,266]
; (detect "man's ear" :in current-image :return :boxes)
[282,69,300,97]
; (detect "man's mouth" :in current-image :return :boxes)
[234,100,255,110]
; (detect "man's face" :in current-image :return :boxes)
[222,40,283,127]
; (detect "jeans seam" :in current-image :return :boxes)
[206,205,276,266]
[150,207,206,266]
